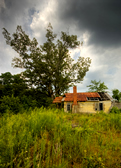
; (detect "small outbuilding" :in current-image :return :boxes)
[53,86,112,113]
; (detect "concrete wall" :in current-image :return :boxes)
[64,101,111,113]
[112,102,121,109]
[102,101,112,113]
[78,101,96,113]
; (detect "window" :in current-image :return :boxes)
[95,103,98,111]
[67,104,71,111]
[87,97,99,101]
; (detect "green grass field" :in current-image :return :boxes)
[0,108,121,167]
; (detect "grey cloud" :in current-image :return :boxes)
[58,0,121,48]
[0,0,46,76]
[0,0,45,32]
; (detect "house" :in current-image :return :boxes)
[53,86,112,113]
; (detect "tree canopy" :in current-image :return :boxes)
[112,89,121,102]
[0,72,27,97]
[87,80,108,92]
[0,72,53,113]
[3,23,91,99]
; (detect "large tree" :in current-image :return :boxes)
[87,80,108,92]
[3,23,91,99]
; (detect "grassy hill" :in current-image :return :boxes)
[0,108,121,167]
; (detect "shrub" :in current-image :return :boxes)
[110,106,121,114]
[20,95,38,109]
[110,113,121,130]
[0,95,22,114]
[83,153,105,168]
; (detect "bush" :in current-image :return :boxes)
[20,95,38,109]
[0,95,22,114]
[110,114,121,130]
[110,106,121,114]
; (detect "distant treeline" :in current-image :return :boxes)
[0,72,53,114]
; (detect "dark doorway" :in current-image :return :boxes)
[99,103,103,111]
[57,103,61,109]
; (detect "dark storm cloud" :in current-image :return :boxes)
[0,0,45,33]
[0,0,45,75]
[58,0,121,47]
[0,0,28,29]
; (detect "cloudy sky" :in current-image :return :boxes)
[0,0,121,94]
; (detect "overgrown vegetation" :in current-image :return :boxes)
[1,108,121,167]
[0,72,53,114]
[110,106,121,114]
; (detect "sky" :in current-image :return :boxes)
[0,0,121,95]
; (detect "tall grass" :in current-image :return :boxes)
[0,108,121,167]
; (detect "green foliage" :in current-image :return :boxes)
[83,152,105,168]
[0,108,63,167]
[0,94,52,115]
[0,72,54,114]
[110,113,121,130]
[87,80,108,92]
[20,95,38,110]
[112,89,121,102]
[3,23,91,98]
[110,106,121,114]
[0,95,22,114]
[0,72,13,85]
[0,72,27,97]
[0,108,121,167]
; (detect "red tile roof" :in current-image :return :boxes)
[53,92,100,103]
[65,92,100,102]
[53,96,63,103]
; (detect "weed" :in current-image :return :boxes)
[0,108,121,167]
